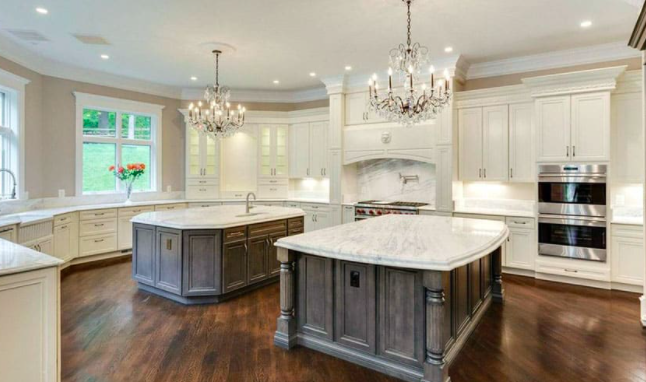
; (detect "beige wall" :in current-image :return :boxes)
[180,98,328,111]
[463,58,642,91]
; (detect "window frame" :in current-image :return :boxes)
[0,68,28,200]
[74,92,163,196]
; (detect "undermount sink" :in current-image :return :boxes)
[235,212,266,217]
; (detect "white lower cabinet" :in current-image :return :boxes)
[611,224,644,286]
[0,267,58,382]
[26,237,54,256]
[302,203,331,232]
[54,222,79,262]
[0,226,17,243]
[342,205,355,224]
[505,217,536,271]
[79,209,118,257]
[117,206,155,250]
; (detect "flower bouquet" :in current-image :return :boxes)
[108,163,146,204]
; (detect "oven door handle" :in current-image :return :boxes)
[538,216,606,228]
[538,175,606,184]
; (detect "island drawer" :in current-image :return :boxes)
[80,209,117,221]
[224,226,247,243]
[249,220,287,238]
[288,217,304,235]
[54,212,78,227]
[80,218,117,237]
[118,206,155,218]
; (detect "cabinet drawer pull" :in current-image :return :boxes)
[94,223,104,227]
[510,168,513,178]
[94,239,104,243]
[199,181,206,184]
[564,268,578,273]
[512,221,527,225]
[270,188,277,191]
[61,225,68,229]
[166,239,172,250]
[59,217,68,222]
[566,146,570,157]
[270,180,277,183]
[95,213,105,216]
[572,145,576,157]
[479,168,482,178]
[229,232,244,238]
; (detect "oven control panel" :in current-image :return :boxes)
[355,207,418,219]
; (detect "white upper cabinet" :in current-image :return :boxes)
[612,92,644,182]
[186,127,220,179]
[458,108,483,181]
[345,92,386,126]
[536,96,571,162]
[258,124,289,181]
[458,106,508,181]
[310,121,329,177]
[482,105,509,181]
[289,123,311,178]
[536,92,610,162]
[289,121,329,178]
[570,92,610,161]
[509,103,534,182]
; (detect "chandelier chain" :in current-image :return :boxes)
[406,0,412,49]
[215,52,220,87]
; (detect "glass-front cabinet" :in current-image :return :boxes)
[186,128,220,179]
[258,124,288,180]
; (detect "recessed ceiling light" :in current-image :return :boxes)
[273,80,280,84]
[444,46,453,53]
[580,20,592,28]
[345,66,352,71]
[35,7,48,14]
[309,72,317,77]
[100,54,110,60]
[190,76,197,81]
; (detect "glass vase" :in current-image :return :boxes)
[125,182,134,205]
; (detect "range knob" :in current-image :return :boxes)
[369,210,375,215]
[377,210,382,215]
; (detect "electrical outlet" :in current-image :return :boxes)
[166,185,172,192]
[58,189,65,198]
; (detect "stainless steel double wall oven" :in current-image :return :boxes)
[538,164,607,262]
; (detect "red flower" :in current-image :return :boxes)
[108,165,115,171]
[140,163,146,170]
[118,166,124,174]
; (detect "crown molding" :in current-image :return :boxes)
[454,84,531,108]
[177,107,329,125]
[522,65,627,97]
[180,86,328,103]
[614,70,642,94]
[467,41,640,80]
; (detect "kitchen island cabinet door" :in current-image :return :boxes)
[133,224,155,286]
[247,236,269,284]
[155,228,182,295]
[222,240,248,293]
[182,231,221,296]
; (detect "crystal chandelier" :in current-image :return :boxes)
[368,0,452,126]
[188,50,245,138]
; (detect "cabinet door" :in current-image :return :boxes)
[314,211,330,231]
[54,225,71,261]
[258,125,273,178]
[612,235,644,285]
[38,238,53,256]
[182,231,221,296]
[571,92,610,161]
[118,216,133,250]
[290,123,311,178]
[274,125,289,177]
[310,121,329,178]
[612,93,644,182]
[222,240,248,293]
[342,206,355,224]
[345,92,368,126]
[186,127,202,178]
[268,231,286,277]
[509,103,534,182]
[536,96,571,162]
[247,236,268,284]
[458,108,483,181]
[304,211,316,232]
[506,229,535,270]
[156,229,182,295]
[203,134,220,177]
[133,225,155,286]
[482,105,509,181]
[0,228,15,243]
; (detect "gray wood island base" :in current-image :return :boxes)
[272,215,509,382]
[129,205,306,305]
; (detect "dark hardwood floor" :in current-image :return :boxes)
[61,261,646,382]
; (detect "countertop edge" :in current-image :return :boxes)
[130,211,306,230]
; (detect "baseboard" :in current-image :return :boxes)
[502,267,535,278]
[535,272,611,290]
[610,282,643,294]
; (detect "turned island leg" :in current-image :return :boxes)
[492,247,505,303]
[422,271,450,382]
[274,247,297,349]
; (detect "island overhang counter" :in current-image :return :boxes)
[130,205,305,304]
[273,215,509,382]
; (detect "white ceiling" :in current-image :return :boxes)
[0,0,641,92]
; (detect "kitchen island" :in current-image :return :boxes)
[131,205,305,304]
[273,215,508,382]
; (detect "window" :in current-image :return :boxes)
[75,93,163,195]
[0,68,26,200]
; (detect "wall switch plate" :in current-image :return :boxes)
[166,185,172,192]
[58,189,65,198]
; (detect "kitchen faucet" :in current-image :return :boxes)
[246,192,256,214]
[0,169,17,199]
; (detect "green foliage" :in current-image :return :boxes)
[82,143,151,193]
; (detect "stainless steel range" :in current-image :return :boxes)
[354,200,429,221]
[538,164,607,262]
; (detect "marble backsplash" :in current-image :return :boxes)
[354,159,436,205]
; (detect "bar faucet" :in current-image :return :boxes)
[246,192,256,214]
[0,169,17,199]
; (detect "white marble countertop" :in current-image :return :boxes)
[0,197,328,229]
[453,206,535,218]
[0,239,63,276]
[131,205,306,229]
[276,215,509,271]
